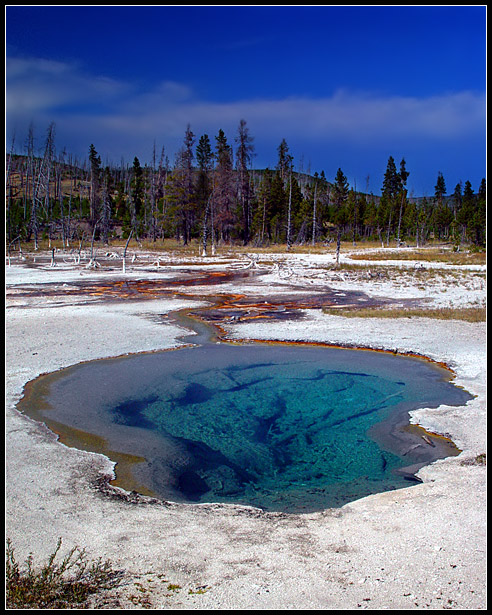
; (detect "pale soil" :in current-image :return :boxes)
[5,245,486,609]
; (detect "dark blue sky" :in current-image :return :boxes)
[6,5,486,196]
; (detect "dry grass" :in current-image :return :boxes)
[322,306,486,323]
[8,238,486,263]
[349,247,486,266]
[5,238,389,257]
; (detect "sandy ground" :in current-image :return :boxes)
[5,246,487,609]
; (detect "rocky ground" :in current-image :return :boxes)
[5,244,487,609]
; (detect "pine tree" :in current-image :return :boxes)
[274,140,294,249]
[289,175,307,244]
[235,119,255,245]
[214,129,235,243]
[415,199,430,247]
[396,158,409,246]
[196,134,213,174]
[381,155,403,246]
[452,182,463,220]
[382,156,401,198]
[474,178,486,246]
[457,180,475,243]
[331,168,349,266]
[88,143,101,229]
[432,172,452,240]
[434,172,446,203]
[270,172,287,243]
[277,139,291,183]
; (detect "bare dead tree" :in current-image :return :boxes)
[86,220,100,268]
[6,236,21,267]
[65,153,76,247]
[100,167,112,244]
[261,194,267,245]
[75,234,85,265]
[42,123,56,233]
[201,184,216,257]
[150,142,158,242]
[210,170,216,255]
[6,133,18,245]
[26,127,39,249]
[286,171,293,251]
[201,192,211,257]
[6,132,15,190]
[311,179,318,246]
[157,146,169,240]
[396,190,406,248]
[122,229,133,273]
[352,182,358,247]
[55,152,67,248]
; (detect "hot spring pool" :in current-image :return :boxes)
[18,341,472,513]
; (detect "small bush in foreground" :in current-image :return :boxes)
[461,453,486,467]
[6,537,123,609]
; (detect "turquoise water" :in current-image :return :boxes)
[22,342,472,513]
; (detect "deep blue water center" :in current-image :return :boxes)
[26,338,473,513]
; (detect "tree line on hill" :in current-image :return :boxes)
[6,120,486,254]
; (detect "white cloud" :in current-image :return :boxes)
[6,56,71,78]
[6,56,130,114]
[208,89,485,142]
[98,88,485,146]
[6,54,485,179]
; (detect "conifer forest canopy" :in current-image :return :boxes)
[6,121,486,251]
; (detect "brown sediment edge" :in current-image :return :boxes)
[214,328,457,379]
[13,303,213,502]
[48,419,157,497]
[403,423,461,450]
[16,373,160,499]
[16,342,198,502]
[178,292,459,378]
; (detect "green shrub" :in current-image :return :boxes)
[6,537,122,609]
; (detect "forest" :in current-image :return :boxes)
[5,119,486,254]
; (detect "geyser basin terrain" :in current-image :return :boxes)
[19,342,472,513]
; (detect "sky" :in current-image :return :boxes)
[5,5,487,196]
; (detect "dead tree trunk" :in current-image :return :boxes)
[286,173,293,251]
[122,230,133,273]
[7,236,20,267]
[86,222,100,268]
[335,227,342,267]
[311,182,317,246]
[396,191,405,248]
[201,193,212,256]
